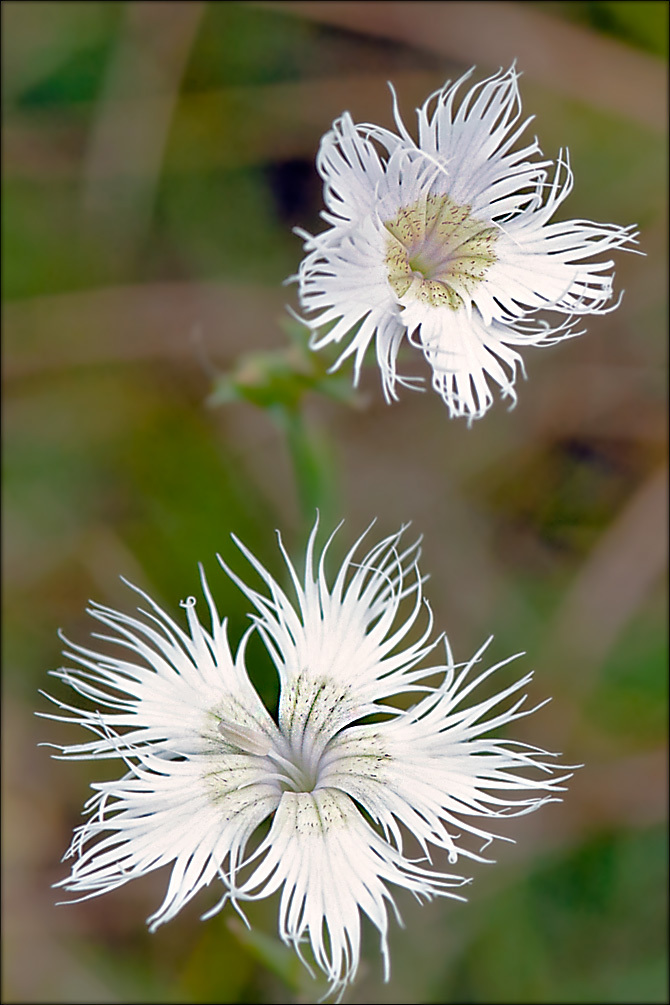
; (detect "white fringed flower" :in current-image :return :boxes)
[43,522,571,999]
[295,65,638,421]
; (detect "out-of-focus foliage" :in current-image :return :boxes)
[3,2,667,1003]
[549,0,670,57]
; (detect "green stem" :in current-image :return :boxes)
[272,405,339,528]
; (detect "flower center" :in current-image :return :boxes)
[267,745,320,793]
[218,718,321,794]
[384,192,497,310]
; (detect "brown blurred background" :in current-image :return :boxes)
[3,2,667,1002]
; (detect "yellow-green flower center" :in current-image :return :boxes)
[384,192,498,310]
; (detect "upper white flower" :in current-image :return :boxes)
[42,521,571,999]
[295,65,638,421]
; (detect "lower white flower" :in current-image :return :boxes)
[295,65,639,421]
[42,521,572,999]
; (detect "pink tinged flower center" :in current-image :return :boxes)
[384,192,497,310]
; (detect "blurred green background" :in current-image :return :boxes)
[2,2,667,1002]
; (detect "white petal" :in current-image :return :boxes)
[234,787,465,997]
[56,750,279,927]
[42,573,280,760]
[322,639,572,859]
[219,522,439,764]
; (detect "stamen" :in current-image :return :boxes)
[266,747,319,793]
[217,720,272,756]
